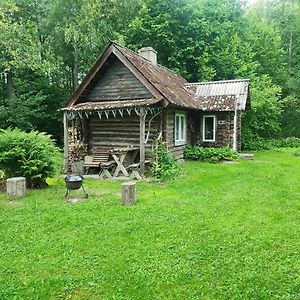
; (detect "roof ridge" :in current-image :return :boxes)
[186,79,250,85]
[113,42,188,83]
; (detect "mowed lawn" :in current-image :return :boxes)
[1,149,300,299]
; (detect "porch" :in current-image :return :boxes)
[62,101,163,178]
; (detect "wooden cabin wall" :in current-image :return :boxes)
[161,109,241,159]
[163,107,192,159]
[86,60,153,102]
[88,113,161,157]
[199,111,235,148]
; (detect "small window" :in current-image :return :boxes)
[203,115,216,142]
[175,112,186,146]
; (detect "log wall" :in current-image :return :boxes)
[198,111,241,149]
[78,108,241,166]
[162,108,241,160]
[88,113,161,157]
[163,107,192,159]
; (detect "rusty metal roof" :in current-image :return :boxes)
[196,95,236,111]
[63,42,250,112]
[186,79,250,110]
[114,43,200,109]
[62,98,161,111]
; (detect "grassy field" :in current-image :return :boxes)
[1,148,300,299]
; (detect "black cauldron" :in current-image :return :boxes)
[64,175,88,198]
[65,175,83,190]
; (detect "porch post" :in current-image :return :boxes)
[63,112,69,173]
[233,100,238,151]
[139,108,146,176]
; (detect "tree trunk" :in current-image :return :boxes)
[6,70,13,99]
[72,44,79,90]
[288,0,293,74]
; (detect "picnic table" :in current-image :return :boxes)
[109,147,139,177]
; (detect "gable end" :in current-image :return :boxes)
[83,58,153,102]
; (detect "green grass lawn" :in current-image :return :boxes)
[1,149,300,299]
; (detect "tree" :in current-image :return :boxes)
[0,0,142,144]
[242,75,283,139]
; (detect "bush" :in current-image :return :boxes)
[242,134,300,151]
[184,146,239,163]
[0,128,61,188]
[150,139,180,181]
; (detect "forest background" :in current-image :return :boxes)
[0,0,299,148]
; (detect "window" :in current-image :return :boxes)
[203,115,216,142]
[175,112,186,146]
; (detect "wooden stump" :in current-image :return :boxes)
[7,177,26,197]
[121,181,136,205]
[71,161,84,175]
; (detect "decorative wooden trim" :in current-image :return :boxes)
[65,106,161,120]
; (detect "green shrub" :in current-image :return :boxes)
[150,139,180,181]
[184,146,239,163]
[242,135,300,151]
[0,128,61,188]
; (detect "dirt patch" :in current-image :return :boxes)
[66,196,88,204]
[88,189,121,197]
[0,200,22,207]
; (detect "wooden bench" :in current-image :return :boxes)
[127,160,151,180]
[84,151,115,177]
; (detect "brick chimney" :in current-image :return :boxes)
[138,47,157,65]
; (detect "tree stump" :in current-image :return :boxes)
[71,161,84,175]
[7,177,26,197]
[121,181,136,205]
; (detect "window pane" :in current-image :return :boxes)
[180,115,184,140]
[175,113,186,143]
[175,115,180,140]
[204,117,214,140]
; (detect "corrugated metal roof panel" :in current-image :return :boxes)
[186,79,250,110]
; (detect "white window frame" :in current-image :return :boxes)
[203,115,216,142]
[175,112,187,146]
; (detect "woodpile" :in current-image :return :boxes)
[68,122,88,164]
[68,125,81,145]
[69,143,88,164]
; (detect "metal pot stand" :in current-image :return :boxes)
[64,175,88,198]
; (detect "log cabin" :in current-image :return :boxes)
[61,41,250,175]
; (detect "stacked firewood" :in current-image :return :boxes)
[69,143,88,164]
[68,126,81,145]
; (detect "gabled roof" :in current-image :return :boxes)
[65,41,199,110]
[113,44,199,109]
[186,79,250,111]
[64,42,250,112]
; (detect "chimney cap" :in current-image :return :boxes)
[138,47,157,65]
[138,47,157,54]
